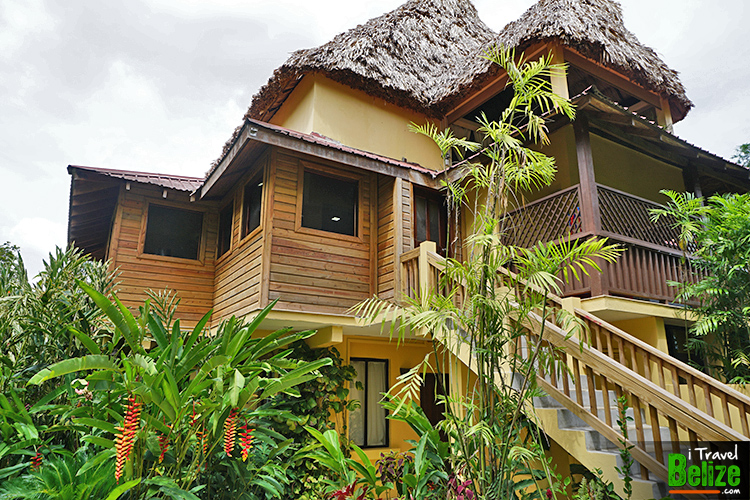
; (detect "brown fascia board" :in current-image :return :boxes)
[578,95,749,182]
[199,120,441,199]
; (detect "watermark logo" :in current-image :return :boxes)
[665,442,749,499]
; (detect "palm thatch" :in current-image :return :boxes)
[246,0,495,121]
[445,0,692,120]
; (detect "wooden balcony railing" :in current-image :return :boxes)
[504,183,703,302]
[401,243,750,485]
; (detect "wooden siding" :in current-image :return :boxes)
[377,176,396,300]
[401,179,413,253]
[109,183,217,326]
[268,150,373,315]
[212,154,268,323]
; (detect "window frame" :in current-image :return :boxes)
[139,201,206,265]
[216,200,234,260]
[240,173,265,242]
[295,162,364,242]
[349,357,390,449]
[412,187,448,256]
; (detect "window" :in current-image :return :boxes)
[414,189,447,255]
[242,175,263,238]
[143,205,203,260]
[217,203,233,257]
[665,323,705,371]
[301,170,358,237]
[349,358,388,448]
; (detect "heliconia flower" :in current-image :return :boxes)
[31,449,43,470]
[239,422,254,461]
[115,395,141,482]
[223,408,238,457]
[158,431,170,463]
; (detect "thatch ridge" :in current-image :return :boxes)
[443,0,692,119]
[246,0,495,121]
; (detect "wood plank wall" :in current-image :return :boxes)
[108,183,217,327]
[267,150,374,315]
[377,177,396,300]
[212,154,268,323]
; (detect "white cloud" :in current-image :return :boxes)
[5,217,66,278]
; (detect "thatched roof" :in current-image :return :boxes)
[239,0,693,159]
[246,0,495,121]
[444,0,692,120]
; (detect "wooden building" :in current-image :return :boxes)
[67,0,750,496]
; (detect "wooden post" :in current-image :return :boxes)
[682,164,703,199]
[419,240,437,297]
[550,43,570,101]
[657,96,674,133]
[573,112,607,296]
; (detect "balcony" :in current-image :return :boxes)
[501,183,703,302]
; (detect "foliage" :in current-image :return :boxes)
[0,449,117,500]
[614,396,634,500]
[355,46,621,499]
[651,191,750,382]
[16,280,332,499]
[0,245,115,391]
[252,341,358,499]
[732,143,750,168]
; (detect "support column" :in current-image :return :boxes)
[657,96,674,133]
[573,112,607,297]
[682,164,703,199]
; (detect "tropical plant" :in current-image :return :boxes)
[26,284,333,499]
[0,449,117,500]
[355,46,622,499]
[732,143,750,168]
[651,190,750,382]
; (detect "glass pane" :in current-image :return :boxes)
[218,204,233,257]
[415,196,427,243]
[367,361,388,447]
[428,199,440,243]
[143,205,203,260]
[243,176,263,236]
[302,171,358,236]
[348,361,366,446]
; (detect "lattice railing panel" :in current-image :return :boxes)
[598,185,682,251]
[504,185,582,248]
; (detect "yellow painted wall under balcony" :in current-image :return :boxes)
[270,73,443,170]
[590,134,685,203]
[611,316,668,354]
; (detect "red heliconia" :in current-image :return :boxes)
[239,422,254,461]
[115,395,141,482]
[31,449,43,470]
[158,432,169,463]
[223,408,238,457]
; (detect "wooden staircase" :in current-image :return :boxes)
[400,241,750,496]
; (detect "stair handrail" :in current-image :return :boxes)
[404,243,750,484]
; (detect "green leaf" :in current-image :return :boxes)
[73,417,118,435]
[28,355,120,385]
[104,478,141,500]
[69,327,101,354]
[229,369,245,407]
[76,448,116,476]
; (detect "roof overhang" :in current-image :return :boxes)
[200,119,441,199]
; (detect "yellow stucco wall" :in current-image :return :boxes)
[611,316,668,354]
[524,125,579,203]
[270,73,443,170]
[343,336,436,459]
[590,134,685,203]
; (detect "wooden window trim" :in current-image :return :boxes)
[138,201,207,266]
[350,357,390,449]
[239,172,265,245]
[295,161,365,243]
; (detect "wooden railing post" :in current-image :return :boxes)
[418,240,437,297]
[573,112,608,296]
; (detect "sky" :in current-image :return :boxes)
[1,0,748,277]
